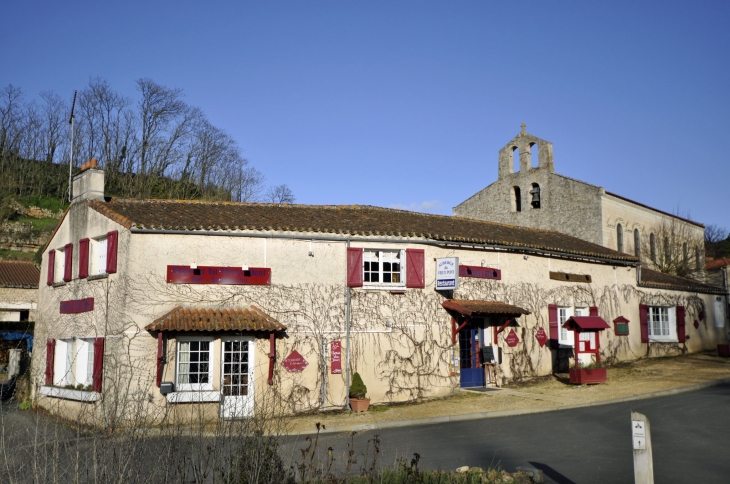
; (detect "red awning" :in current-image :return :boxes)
[562,316,610,331]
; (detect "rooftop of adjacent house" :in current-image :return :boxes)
[0,261,40,289]
[640,268,724,294]
[89,198,640,263]
[706,257,730,270]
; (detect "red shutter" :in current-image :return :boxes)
[156,333,164,387]
[589,306,598,317]
[548,304,559,348]
[79,238,89,279]
[47,250,55,286]
[45,339,55,385]
[346,247,363,287]
[405,248,425,288]
[639,304,649,343]
[106,230,118,274]
[676,306,686,343]
[63,243,73,282]
[92,337,104,392]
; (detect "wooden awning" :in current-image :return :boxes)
[145,306,286,332]
[562,316,610,332]
[441,299,531,318]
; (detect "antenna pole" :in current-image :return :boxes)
[68,90,77,202]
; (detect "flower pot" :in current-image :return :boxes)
[349,397,370,413]
[569,367,607,385]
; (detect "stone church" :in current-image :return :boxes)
[454,126,706,273]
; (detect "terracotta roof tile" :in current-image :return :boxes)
[0,261,40,288]
[442,300,531,317]
[563,316,610,330]
[706,258,730,270]
[145,306,286,332]
[89,199,639,263]
[640,268,724,294]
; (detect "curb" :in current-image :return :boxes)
[285,376,730,436]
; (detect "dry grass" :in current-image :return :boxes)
[285,352,730,433]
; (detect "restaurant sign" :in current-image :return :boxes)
[282,350,309,373]
[331,341,342,374]
[435,257,459,290]
[167,266,271,285]
[506,329,520,347]
[60,297,94,314]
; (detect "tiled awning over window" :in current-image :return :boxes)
[442,299,531,317]
[562,316,610,331]
[145,306,286,332]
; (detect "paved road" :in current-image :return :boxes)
[288,383,730,483]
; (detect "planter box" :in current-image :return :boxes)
[718,344,730,358]
[40,386,100,402]
[569,367,607,385]
[350,397,370,413]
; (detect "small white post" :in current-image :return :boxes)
[631,411,654,484]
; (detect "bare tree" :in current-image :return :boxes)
[39,91,68,164]
[641,216,705,278]
[705,224,728,259]
[265,184,295,204]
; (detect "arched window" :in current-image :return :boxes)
[512,186,521,212]
[683,242,688,268]
[513,146,520,173]
[634,229,640,257]
[695,246,701,270]
[650,233,656,263]
[530,142,539,168]
[617,224,624,252]
[530,183,541,209]
[664,237,670,264]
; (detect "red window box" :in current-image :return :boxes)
[569,367,607,385]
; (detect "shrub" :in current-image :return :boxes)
[349,372,367,399]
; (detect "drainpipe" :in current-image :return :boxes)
[345,239,352,411]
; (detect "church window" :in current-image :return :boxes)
[529,183,541,209]
[634,229,640,257]
[617,224,624,252]
[530,143,539,168]
[512,147,520,173]
[695,246,701,270]
[512,186,521,212]
[682,242,688,268]
[650,233,656,263]
[664,237,670,264]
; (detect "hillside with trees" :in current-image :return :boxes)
[0,79,294,262]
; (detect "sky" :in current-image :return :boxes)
[3,1,729,229]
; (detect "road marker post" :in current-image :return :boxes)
[631,411,654,484]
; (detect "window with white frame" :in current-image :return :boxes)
[647,306,677,342]
[54,339,75,385]
[176,338,213,391]
[74,339,95,387]
[91,236,107,276]
[363,250,404,287]
[558,307,588,346]
[55,247,66,283]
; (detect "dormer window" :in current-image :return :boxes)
[529,183,541,209]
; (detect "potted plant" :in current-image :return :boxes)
[349,372,370,412]
[569,361,607,384]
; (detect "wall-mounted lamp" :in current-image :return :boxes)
[190,263,198,269]
[481,260,485,266]
[242,265,249,271]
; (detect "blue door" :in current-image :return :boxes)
[459,326,485,388]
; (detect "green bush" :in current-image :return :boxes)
[349,372,367,399]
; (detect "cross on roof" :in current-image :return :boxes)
[521,123,526,133]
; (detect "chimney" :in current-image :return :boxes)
[72,158,105,203]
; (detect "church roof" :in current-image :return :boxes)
[89,198,640,263]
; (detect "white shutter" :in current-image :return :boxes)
[97,237,107,275]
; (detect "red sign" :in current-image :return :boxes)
[331,341,342,374]
[535,327,547,347]
[459,265,501,280]
[282,350,308,373]
[167,266,271,285]
[60,298,94,314]
[506,329,520,347]
[694,319,700,329]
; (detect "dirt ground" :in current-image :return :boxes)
[284,352,730,433]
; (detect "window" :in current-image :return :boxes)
[634,229,640,257]
[664,237,670,264]
[92,236,108,275]
[647,306,677,342]
[176,338,213,391]
[617,224,624,252]
[650,233,656,262]
[558,307,588,346]
[695,246,701,270]
[75,339,95,386]
[55,247,66,283]
[54,339,74,385]
[529,183,541,209]
[512,186,521,212]
[512,146,520,173]
[363,250,404,287]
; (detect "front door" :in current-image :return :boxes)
[220,337,254,419]
[459,326,485,387]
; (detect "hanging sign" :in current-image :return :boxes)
[694,319,699,329]
[282,350,308,372]
[535,327,547,347]
[167,266,271,285]
[60,298,94,314]
[506,329,520,347]
[459,265,501,280]
[435,257,459,290]
[331,341,342,374]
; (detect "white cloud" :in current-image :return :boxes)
[389,200,444,213]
